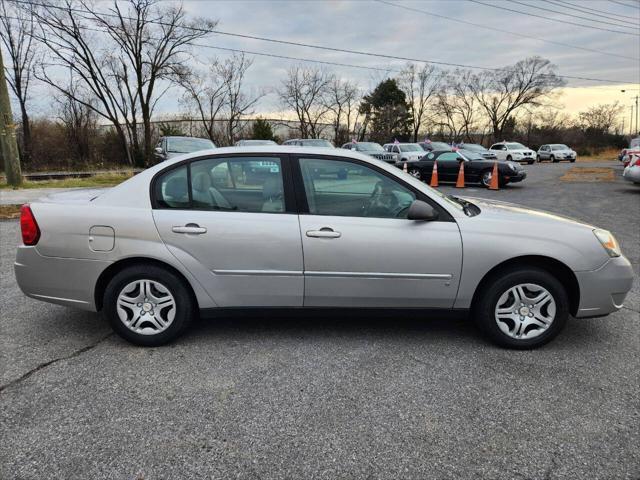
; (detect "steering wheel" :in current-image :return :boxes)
[363,181,404,218]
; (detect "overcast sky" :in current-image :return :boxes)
[13,0,640,118]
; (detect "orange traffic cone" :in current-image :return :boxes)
[403,161,408,173]
[455,161,465,188]
[489,161,499,190]
[430,160,439,187]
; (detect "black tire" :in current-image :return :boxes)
[527,160,534,165]
[103,264,195,346]
[480,169,493,188]
[551,155,558,163]
[570,159,575,163]
[409,168,422,181]
[506,155,512,161]
[536,155,541,163]
[473,266,569,349]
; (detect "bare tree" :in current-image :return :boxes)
[0,0,38,163]
[279,66,331,138]
[33,0,214,165]
[469,56,566,142]
[398,63,444,142]
[435,69,484,142]
[218,53,262,145]
[577,102,624,134]
[323,76,360,144]
[178,60,226,143]
[55,87,98,166]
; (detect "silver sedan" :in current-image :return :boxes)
[14,147,634,348]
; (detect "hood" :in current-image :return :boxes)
[462,196,594,229]
[41,188,109,204]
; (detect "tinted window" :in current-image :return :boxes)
[490,144,504,150]
[166,137,215,153]
[436,152,461,161]
[299,158,415,219]
[155,165,189,208]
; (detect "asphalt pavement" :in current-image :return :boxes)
[1,160,638,479]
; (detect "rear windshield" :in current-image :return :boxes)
[167,137,215,153]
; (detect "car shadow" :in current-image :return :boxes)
[183,310,483,346]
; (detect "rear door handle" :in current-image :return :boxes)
[306,228,341,239]
[172,224,207,234]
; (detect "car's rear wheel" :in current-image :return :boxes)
[474,267,569,349]
[103,264,195,346]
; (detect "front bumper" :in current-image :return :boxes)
[14,246,110,311]
[503,171,527,183]
[623,166,640,183]
[574,255,634,318]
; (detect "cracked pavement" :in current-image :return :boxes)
[1,160,638,479]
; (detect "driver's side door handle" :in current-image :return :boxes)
[306,228,341,239]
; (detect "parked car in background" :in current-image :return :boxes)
[341,142,397,163]
[419,141,451,152]
[383,143,425,163]
[15,146,633,349]
[400,149,526,188]
[537,144,576,163]
[458,143,498,160]
[235,139,278,146]
[623,153,640,184]
[154,136,215,162]
[283,139,334,148]
[489,142,536,164]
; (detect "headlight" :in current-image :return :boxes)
[593,229,621,257]
[513,152,523,157]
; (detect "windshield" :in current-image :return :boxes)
[237,140,277,146]
[167,137,215,153]
[551,144,569,150]
[506,143,526,150]
[300,139,334,148]
[462,144,485,152]
[355,142,384,152]
[399,144,422,152]
[458,149,484,161]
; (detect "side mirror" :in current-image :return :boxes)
[154,147,164,154]
[407,200,439,221]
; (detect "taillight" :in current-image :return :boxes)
[20,204,40,245]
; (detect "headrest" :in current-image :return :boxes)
[192,171,212,191]
[165,177,187,199]
[263,175,283,200]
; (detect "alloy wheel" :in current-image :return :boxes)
[409,169,421,180]
[494,283,556,339]
[116,279,176,335]
[481,170,492,187]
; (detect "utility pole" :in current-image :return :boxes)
[0,48,22,187]
[635,95,639,136]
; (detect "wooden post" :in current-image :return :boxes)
[0,49,22,187]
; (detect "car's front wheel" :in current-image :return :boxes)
[103,264,195,346]
[409,168,422,180]
[474,267,569,349]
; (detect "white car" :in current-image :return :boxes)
[383,143,425,163]
[623,153,640,184]
[489,142,536,165]
[537,144,577,163]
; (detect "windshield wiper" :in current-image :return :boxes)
[447,194,474,216]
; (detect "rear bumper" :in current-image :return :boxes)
[574,255,634,318]
[14,246,110,311]
[623,166,640,183]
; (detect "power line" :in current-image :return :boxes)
[512,0,639,30]
[8,0,636,84]
[551,0,640,22]
[608,0,640,10]
[376,0,639,61]
[538,0,640,28]
[467,0,640,36]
